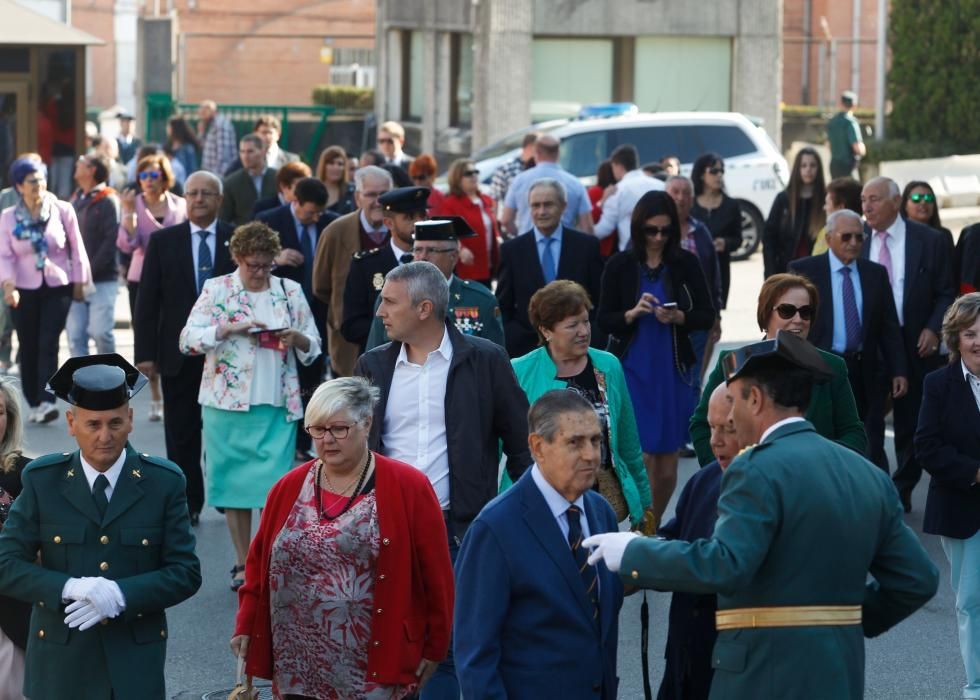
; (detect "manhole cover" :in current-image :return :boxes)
[202,686,273,700]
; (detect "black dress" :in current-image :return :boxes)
[0,453,32,651]
[691,194,741,307]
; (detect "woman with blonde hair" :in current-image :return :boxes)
[316,145,356,215]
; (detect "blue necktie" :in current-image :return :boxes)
[93,474,109,520]
[541,236,557,283]
[841,266,861,352]
[300,224,315,298]
[566,505,598,620]
[197,231,213,293]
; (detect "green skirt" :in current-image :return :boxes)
[203,404,297,509]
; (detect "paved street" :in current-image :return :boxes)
[21,251,962,699]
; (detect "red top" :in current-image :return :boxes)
[234,453,454,684]
[587,185,617,258]
[433,192,501,281]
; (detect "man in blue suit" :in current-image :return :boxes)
[454,390,623,699]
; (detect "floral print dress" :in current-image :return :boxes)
[269,466,412,700]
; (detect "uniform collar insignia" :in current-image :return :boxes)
[66,468,75,478]
[131,468,141,479]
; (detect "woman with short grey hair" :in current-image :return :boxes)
[232,375,455,699]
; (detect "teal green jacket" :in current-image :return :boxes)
[507,347,651,524]
[691,346,867,465]
[0,445,201,700]
[620,421,938,699]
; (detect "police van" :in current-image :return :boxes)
[472,111,789,260]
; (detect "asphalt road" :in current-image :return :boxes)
[19,251,964,699]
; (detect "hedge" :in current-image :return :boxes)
[312,85,374,111]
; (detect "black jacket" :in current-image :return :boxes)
[495,227,604,358]
[342,244,403,350]
[354,322,532,536]
[134,220,236,375]
[763,189,818,278]
[915,363,980,540]
[598,249,715,370]
[0,453,32,650]
[955,223,980,295]
[71,186,121,282]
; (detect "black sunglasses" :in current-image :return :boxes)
[839,232,865,243]
[909,192,935,204]
[462,169,481,177]
[774,303,814,321]
[708,167,725,175]
[643,225,676,238]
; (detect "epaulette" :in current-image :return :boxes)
[23,452,72,472]
[352,247,383,261]
[137,452,183,476]
[460,279,495,299]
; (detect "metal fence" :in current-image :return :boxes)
[144,94,336,165]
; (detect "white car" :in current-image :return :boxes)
[471,112,789,260]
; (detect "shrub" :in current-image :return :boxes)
[312,85,374,111]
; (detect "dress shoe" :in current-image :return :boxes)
[38,402,59,424]
[899,489,912,513]
[148,400,163,422]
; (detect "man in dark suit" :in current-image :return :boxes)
[0,354,201,700]
[258,177,337,457]
[135,170,236,522]
[496,178,603,358]
[354,261,532,699]
[861,176,955,508]
[454,389,623,700]
[790,208,909,472]
[219,134,276,226]
[340,186,426,352]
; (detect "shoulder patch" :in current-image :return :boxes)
[23,452,72,471]
[352,247,382,261]
[138,453,183,475]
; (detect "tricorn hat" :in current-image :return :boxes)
[47,353,148,410]
[413,216,477,241]
[722,330,833,385]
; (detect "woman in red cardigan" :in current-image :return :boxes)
[230,377,454,699]
[432,158,500,287]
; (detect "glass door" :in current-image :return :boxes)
[0,81,29,190]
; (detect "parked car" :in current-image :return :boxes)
[471,111,789,260]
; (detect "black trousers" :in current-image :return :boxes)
[12,283,72,406]
[891,353,942,495]
[161,357,206,514]
[294,353,326,454]
[838,352,889,472]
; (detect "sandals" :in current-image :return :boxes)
[230,564,246,592]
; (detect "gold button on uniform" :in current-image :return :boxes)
[38,601,44,608]
[37,629,44,639]
[53,536,61,544]
[99,562,109,571]
[141,538,149,546]
[631,570,639,580]
[100,535,109,545]
[160,630,166,638]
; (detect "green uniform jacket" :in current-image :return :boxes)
[507,347,652,525]
[621,421,938,700]
[0,446,202,700]
[691,346,867,466]
[365,275,504,350]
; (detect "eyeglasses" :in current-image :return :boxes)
[378,137,395,145]
[22,177,44,185]
[643,225,676,238]
[305,423,357,440]
[774,303,814,321]
[139,171,161,181]
[413,245,457,255]
[909,193,936,204]
[241,261,276,273]
[838,232,865,243]
[185,190,219,198]
[708,167,725,175]
[462,169,480,177]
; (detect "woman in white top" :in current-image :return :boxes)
[179,222,321,590]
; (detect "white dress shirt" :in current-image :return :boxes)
[382,327,454,507]
[963,360,980,413]
[80,450,127,502]
[868,215,906,325]
[593,169,665,251]
[190,219,218,286]
[759,416,806,444]
[530,463,592,545]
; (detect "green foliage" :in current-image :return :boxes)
[862,138,961,165]
[888,0,980,153]
[311,85,374,111]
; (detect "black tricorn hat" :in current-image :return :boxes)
[47,353,148,410]
[379,186,430,214]
[722,330,833,385]
[413,216,477,241]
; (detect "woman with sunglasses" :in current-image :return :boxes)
[598,190,715,529]
[231,376,453,699]
[0,157,90,424]
[432,158,499,286]
[689,272,867,466]
[763,146,827,277]
[180,222,320,591]
[902,181,953,247]
[117,153,186,420]
[690,152,742,308]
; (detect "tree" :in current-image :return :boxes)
[888,0,980,152]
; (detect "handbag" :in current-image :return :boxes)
[595,467,629,522]
[227,656,259,700]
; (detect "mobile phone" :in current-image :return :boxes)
[661,302,678,308]
[249,326,287,334]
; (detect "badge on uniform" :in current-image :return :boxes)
[372,272,384,291]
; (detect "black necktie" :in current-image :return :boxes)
[197,231,213,293]
[93,474,109,520]
[399,252,414,265]
[300,224,315,297]
[566,504,599,620]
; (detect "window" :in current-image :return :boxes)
[559,131,610,178]
[633,36,732,112]
[611,126,700,166]
[532,38,613,113]
[694,125,758,160]
[451,33,474,127]
[401,31,425,122]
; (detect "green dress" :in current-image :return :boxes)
[620,420,939,699]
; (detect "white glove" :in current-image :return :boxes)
[582,532,640,572]
[62,577,126,630]
[64,600,105,630]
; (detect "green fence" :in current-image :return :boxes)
[145,94,336,166]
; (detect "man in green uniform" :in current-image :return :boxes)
[0,354,201,700]
[827,90,866,179]
[584,331,938,699]
[366,216,504,349]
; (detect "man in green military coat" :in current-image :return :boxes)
[584,331,938,699]
[365,216,504,349]
[0,354,201,700]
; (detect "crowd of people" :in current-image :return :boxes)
[0,94,976,700]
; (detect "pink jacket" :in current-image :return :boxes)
[116,191,187,282]
[0,200,90,289]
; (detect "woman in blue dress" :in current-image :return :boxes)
[598,190,716,528]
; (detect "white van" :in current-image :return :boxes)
[471,112,789,260]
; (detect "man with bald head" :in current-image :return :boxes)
[134,171,238,522]
[500,134,594,237]
[861,176,954,509]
